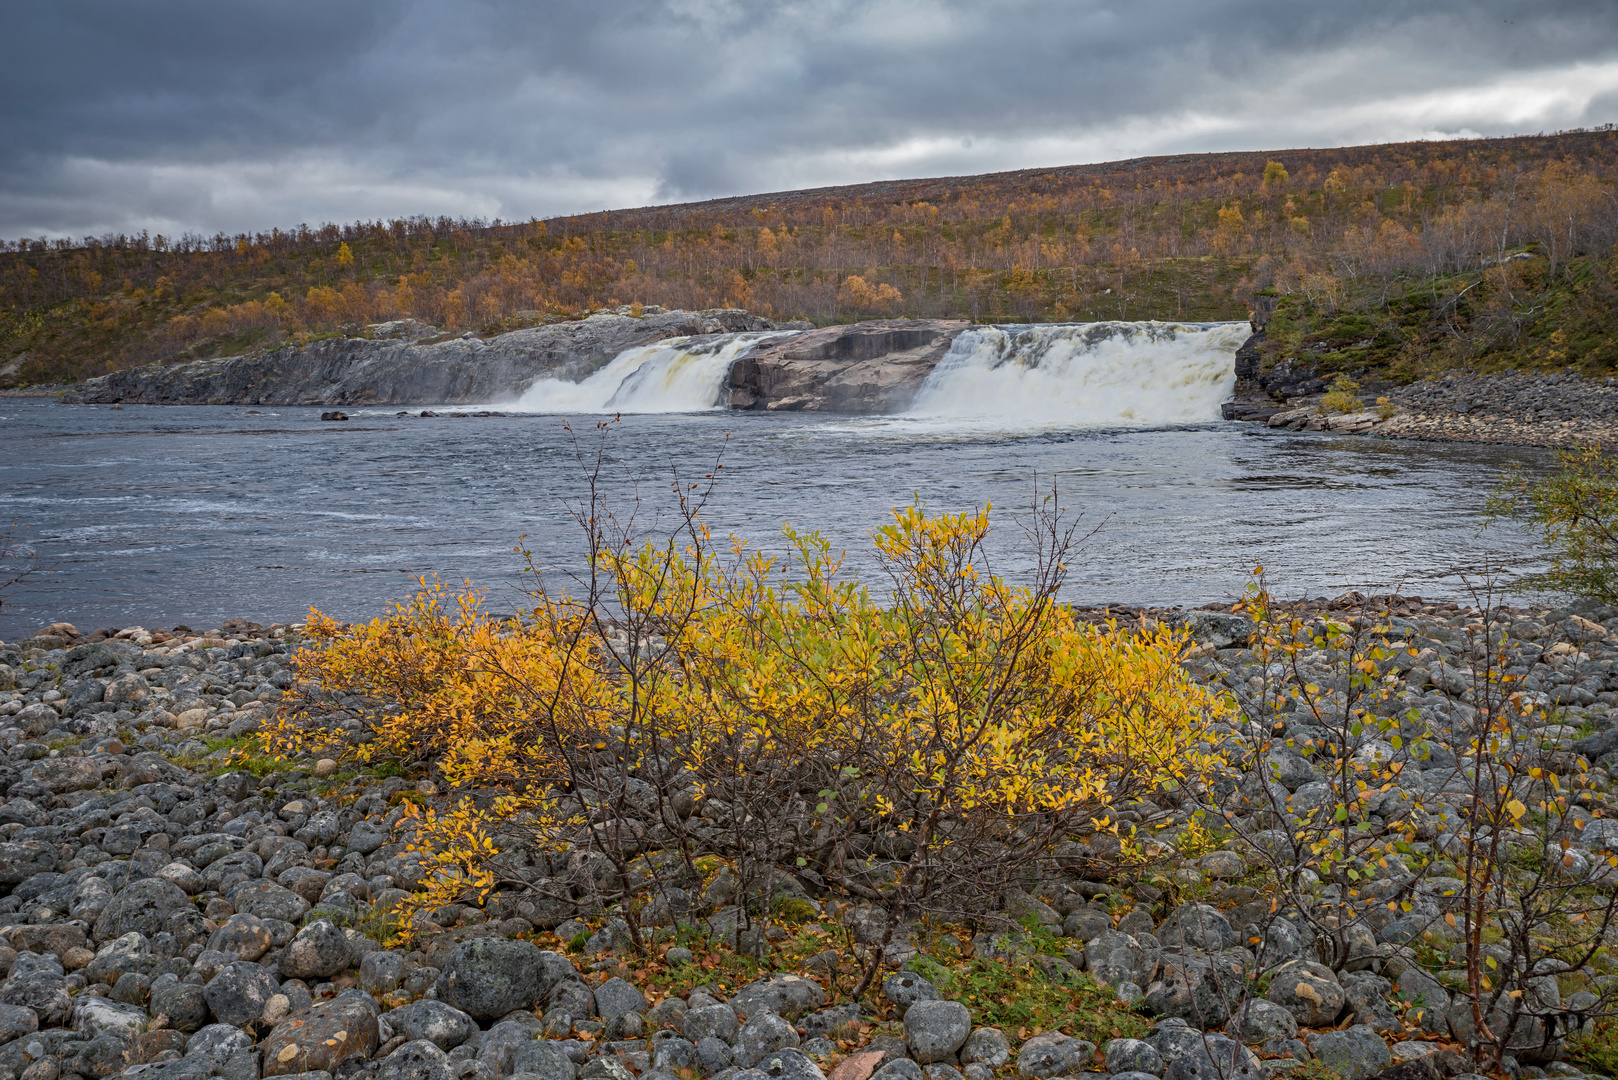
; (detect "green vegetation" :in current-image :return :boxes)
[1488,446,1618,601]
[2,130,1615,385]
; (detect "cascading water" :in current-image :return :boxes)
[907,321,1249,425]
[508,332,788,413]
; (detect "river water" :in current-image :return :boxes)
[0,398,1552,638]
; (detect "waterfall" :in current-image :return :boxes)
[907,321,1248,425]
[508,332,787,413]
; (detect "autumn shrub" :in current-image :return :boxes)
[1320,373,1363,414]
[1488,445,1618,602]
[264,482,1228,959]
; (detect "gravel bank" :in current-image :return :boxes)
[0,601,1613,1080]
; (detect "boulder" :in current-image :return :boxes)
[735,1012,800,1068]
[1016,1034,1095,1079]
[387,1000,479,1051]
[433,938,546,1022]
[1265,960,1344,1027]
[260,994,380,1077]
[205,961,280,1028]
[93,878,192,941]
[278,920,351,981]
[1306,1027,1391,1080]
[729,973,826,1020]
[593,977,648,1021]
[378,1040,457,1080]
[904,1000,971,1064]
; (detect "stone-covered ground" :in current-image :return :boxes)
[0,601,1615,1080]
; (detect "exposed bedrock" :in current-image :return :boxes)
[726,319,970,413]
[61,309,782,406]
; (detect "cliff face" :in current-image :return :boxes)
[726,320,969,413]
[62,309,781,406]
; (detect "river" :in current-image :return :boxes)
[0,398,1551,637]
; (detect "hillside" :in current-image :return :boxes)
[3,130,1617,387]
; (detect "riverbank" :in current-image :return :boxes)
[0,592,1613,1080]
[1225,367,1618,449]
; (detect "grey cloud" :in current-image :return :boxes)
[1,0,1615,237]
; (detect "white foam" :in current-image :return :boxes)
[506,332,789,413]
[906,321,1248,426]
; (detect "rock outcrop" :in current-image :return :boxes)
[61,310,782,407]
[726,320,969,413]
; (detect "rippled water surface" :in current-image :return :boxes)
[0,400,1555,636]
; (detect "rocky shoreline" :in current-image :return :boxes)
[0,594,1612,1080]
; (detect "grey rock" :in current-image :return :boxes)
[348,819,390,855]
[1016,1034,1096,1079]
[259,994,380,1077]
[959,1028,1010,1068]
[800,1004,861,1041]
[903,1000,971,1065]
[0,966,72,1027]
[73,996,147,1040]
[735,1012,799,1069]
[872,1062,924,1080]
[729,974,826,1021]
[1305,1026,1390,1080]
[1142,951,1246,1027]
[749,1049,825,1080]
[511,1041,576,1080]
[695,1036,734,1076]
[186,1024,255,1068]
[435,939,547,1023]
[379,1041,457,1080]
[684,1003,740,1044]
[728,321,967,415]
[278,920,351,981]
[0,1002,39,1044]
[204,961,279,1028]
[1340,972,1400,1034]
[72,310,785,408]
[1104,1040,1163,1076]
[1264,960,1344,1028]
[882,973,940,1009]
[650,1035,699,1074]
[85,932,164,985]
[593,977,648,1021]
[1225,999,1296,1043]
[476,1020,541,1077]
[1085,930,1155,988]
[1156,904,1233,952]
[389,1001,479,1051]
[93,878,192,941]
[208,915,272,963]
[150,980,212,1033]
[1161,1034,1260,1080]
[361,950,408,996]
[230,881,310,924]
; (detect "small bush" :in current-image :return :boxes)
[1321,374,1363,414]
[1487,445,1618,602]
[1375,395,1395,420]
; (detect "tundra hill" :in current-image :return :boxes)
[3,130,1617,388]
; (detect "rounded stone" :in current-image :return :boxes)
[904,1000,972,1065]
[433,937,546,1022]
[278,919,352,981]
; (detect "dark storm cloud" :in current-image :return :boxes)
[3,0,1616,237]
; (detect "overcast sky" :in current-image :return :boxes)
[3,0,1616,240]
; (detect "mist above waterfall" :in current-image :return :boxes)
[907,322,1248,426]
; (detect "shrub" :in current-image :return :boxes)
[263,491,1228,965]
[1487,445,1618,602]
[1321,373,1363,414]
